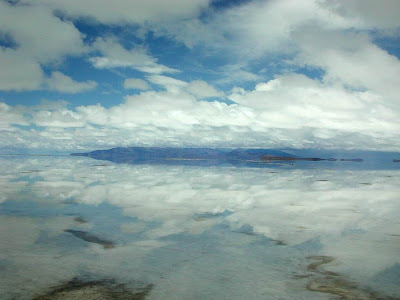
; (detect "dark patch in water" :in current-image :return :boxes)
[193,210,232,221]
[34,278,152,300]
[21,169,42,173]
[73,217,88,224]
[64,230,114,249]
[292,274,312,279]
[272,239,287,245]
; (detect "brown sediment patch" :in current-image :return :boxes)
[296,226,308,230]
[306,256,335,271]
[304,256,396,300]
[64,229,114,249]
[307,277,375,299]
[34,278,152,300]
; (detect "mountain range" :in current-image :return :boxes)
[71,147,293,164]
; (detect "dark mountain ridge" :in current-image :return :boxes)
[71,147,293,163]
[70,147,400,169]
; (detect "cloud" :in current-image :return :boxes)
[322,0,400,30]
[216,64,263,84]
[123,78,150,90]
[186,80,225,98]
[0,2,86,64]
[0,48,44,91]
[293,28,400,104]
[0,103,29,129]
[89,37,179,74]
[147,75,224,98]
[0,1,86,92]
[1,0,399,151]
[157,0,356,60]
[30,0,211,24]
[46,72,97,93]
[146,75,187,93]
[1,71,399,151]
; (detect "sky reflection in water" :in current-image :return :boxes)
[0,156,399,299]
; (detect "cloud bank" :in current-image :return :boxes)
[1,0,400,151]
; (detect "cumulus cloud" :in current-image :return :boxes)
[0,1,88,92]
[186,80,225,98]
[28,0,211,24]
[1,0,400,151]
[46,72,97,93]
[0,103,29,129]
[159,0,400,59]
[293,29,400,104]
[0,48,44,91]
[0,1,85,64]
[1,71,399,151]
[146,75,187,92]
[123,78,150,90]
[322,0,400,30]
[89,37,178,74]
[147,75,224,98]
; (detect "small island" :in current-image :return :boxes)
[261,155,337,162]
[340,158,364,162]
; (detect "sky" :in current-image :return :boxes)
[1,0,400,152]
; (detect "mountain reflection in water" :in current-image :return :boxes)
[0,155,399,299]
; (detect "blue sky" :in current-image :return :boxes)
[1,0,400,151]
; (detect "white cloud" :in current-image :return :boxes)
[1,0,400,151]
[147,75,224,98]
[216,64,263,84]
[46,72,97,94]
[89,37,179,74]
[0,1,87,92]
[186,80,224,98]
[0,103,29,129]
[157,0,357,60]
[146,75,187,93]
[1,71,399,151]
[123,78,150,90]
[0,48,44,91]
[30,0,211,24]
[322,0,400,30]
[293,28,400,104]
[0,1,85,64]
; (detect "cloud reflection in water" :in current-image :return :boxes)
[0,156,399,299]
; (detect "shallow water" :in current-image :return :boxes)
[0,155,399,299]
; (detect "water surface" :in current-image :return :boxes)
[0,155,399,299]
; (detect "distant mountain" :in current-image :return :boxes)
[71,147,294,164]
[70,147,400,169]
